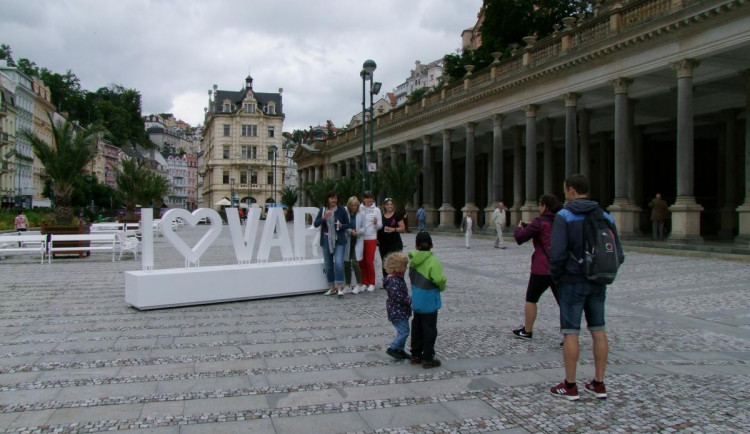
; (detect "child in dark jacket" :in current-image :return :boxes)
[384,252,412,360]
[408,232,447,369]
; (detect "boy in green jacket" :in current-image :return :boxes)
[408,232,447,369]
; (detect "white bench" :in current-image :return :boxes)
[48,233,116,263]
[0,235,47,263]
[90,223,125,233]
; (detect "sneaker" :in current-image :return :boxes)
[342,286,353,294]
[351,285,360,294]
[422,359,441,369]
[367,284,375,292]
[512,326,533,339]
[337,289,344,297]
[386,348,405,360]
[397,349,411,359]
[323,289,335,296]
[584,379,607,399]
[550,381,580,401]
[501,246,507,249]
[410,357,422,365]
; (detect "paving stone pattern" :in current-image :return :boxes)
[0,224,749,433]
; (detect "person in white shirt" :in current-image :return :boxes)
[492,202,507,249]
[461,210,474,249]
[358,191,383,291]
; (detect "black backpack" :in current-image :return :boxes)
[570,207,621,285]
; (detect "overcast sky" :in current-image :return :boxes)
[1,0,482,132]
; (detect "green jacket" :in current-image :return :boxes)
[408,250,447,313]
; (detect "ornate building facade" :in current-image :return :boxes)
[295,0,750,242]
[200,76,285,208]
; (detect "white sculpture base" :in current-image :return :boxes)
[125,259,328,310]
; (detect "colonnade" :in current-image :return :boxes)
[298,62,750,241]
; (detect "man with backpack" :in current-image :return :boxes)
[548,174,624,401]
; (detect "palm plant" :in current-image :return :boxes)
[377,161,420,215]
[115,158,146,219]
[280,186,298,209]
[21,115,102,224]
[305,178,338,207]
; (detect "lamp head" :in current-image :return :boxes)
[371,82,382,95]
[360,69,371,81]
[362,59,377,74]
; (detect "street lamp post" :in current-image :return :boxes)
[362,59,377,193]
[269,145,278,204]
[369,80,382,192]
[230,177,235,207]
[247,168,252,208]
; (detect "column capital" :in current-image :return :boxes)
[377,148,385,156]
[466,122,477,133]
[422,135,432,146]
[492,113,505,126]
[390,144,400,152]
[562,92,580,107]
[671,59,700,79]
[442,128,452,140]
[612,77,633,94]
[523,104,539,117]
[405,140,414,150]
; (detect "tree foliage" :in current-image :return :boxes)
[376,161,420,214]
[444,0,590,80]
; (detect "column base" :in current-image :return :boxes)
[735,203,750,243]
[607,199,642,239]
[424,205,438,227]
[483,205,496,230]
[668,197,704,242]
[404,205,416,232]
[438,204,457,229]
[510,203,522,228]
[520,201,539,223]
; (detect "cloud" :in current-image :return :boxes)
[1,0,482,130]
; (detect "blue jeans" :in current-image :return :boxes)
[558,281,606,334]
[418,220,426,232]
[321,236,346,285]
[390,319,410,350]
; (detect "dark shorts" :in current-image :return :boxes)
[525,274,559,304]
[558,281,606,334]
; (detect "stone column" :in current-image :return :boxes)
[511,125,524,226]
[487,114,505,225]
[463,122,480,215]
[521,105,539,222]
[377,149,386,205]
[720,109,738,237]
[485,146,494,227]
[669,59,703,241]
[314,165,321,184]
[422,135,437,226]
[579,109,591,179]
[543,117,555,194]
[563,92,579,176]
[390,145,399,169]
[344,159,350,179]
[598,132,610,205]
[737,71,750,241]
[607,77,639,237]
[439,129,456,228]
[405,140,416,215]
[628,99,642,233]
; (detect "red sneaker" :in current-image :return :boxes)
[584,379,607,399]
[550,381,580,401]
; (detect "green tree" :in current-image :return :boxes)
[0,43,15,65]
[280,186,298,209]
[376,161,420,215]
[116,158,148,219]
[138,171,169,210]
[304,178,338,207]
[20,116,102,224]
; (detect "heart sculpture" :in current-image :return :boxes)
[161,208,223,264]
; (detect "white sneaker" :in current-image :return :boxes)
[367,284,375,292]
[323,289,334,296]
[342,286,353,294]
[351,285,360,294]
[337,288,345,297]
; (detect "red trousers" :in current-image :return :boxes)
[360,239,378,285]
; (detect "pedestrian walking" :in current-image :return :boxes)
[460,210,473,249]
[492,202,507,249]
[408,232,447,369]
[314,191,351,297]
[383,252,412,360]
[648,193,669,240]
[14,209,28,232]
[512,194,562,340]
[548,174,624,401]
[359,191,382,292]
[416,205,427,232]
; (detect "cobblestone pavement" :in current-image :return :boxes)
[0,225,748,433]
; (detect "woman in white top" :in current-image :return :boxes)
[358,191,383,292]
[344,196,366,294]
[461,210,474,249]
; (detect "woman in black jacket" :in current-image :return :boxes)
[314,191,351,296]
